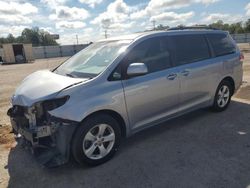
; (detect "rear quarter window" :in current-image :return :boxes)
[207,33,236,57]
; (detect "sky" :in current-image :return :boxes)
[0,0,250,44]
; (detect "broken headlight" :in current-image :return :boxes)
[43,96,70,112]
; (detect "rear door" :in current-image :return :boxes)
[168,34,218,111]
[121,36,181,130]
[206,33,242,95]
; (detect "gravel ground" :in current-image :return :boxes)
[0,52,249,188]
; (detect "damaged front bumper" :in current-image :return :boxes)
[7,105,78,168]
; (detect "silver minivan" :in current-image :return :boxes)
[8,28,243,167]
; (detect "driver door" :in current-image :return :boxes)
[121,36,181,130]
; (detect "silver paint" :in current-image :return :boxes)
[11,30,243,138]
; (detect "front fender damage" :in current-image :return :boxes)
[35,121,77,168]
[8,106,78,168]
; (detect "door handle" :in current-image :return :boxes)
[181,70,190,76]
[167,73,177,80]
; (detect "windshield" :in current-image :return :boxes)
[54,40,131,78]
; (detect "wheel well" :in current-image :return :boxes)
[81,110,127,137]
[221,76,235,94]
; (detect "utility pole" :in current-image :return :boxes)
[104,30,108,39]
[76,34,79,45]
[152,20,156,30]
[101,18,110,39]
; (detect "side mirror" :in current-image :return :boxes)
[127,63,148,77]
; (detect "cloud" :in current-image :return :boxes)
[91,0,199,34]
[0,14,32,25]
[0,1,37,25]
[246,3,250,16]
[201,13,243,24]
[40,27,54,34]
[0,1,38,15]
[91,0,133,33]
[91,0,131,25]
[131,0,219,20]
[40,0,68,9]
[150,11,195,24]
[56,21,86,29]
[109,22,135,31]
[0,25,28,37]
[79,0,103,8]
[49,6,89,21]
[196,0,219,5]
[58,31,100,44]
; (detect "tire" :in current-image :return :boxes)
[72,113,121,166]
[211,80,233,112]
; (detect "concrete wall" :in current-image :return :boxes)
[1,34,249,61]
[33,44,89,59]
[231,33,250,43]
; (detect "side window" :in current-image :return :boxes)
[125,37,172,74]
[169,34,210,66]
[207,33,236,57]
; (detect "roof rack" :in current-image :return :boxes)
[167,26,219,31]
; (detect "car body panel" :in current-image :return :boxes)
[11,70,86,107]
[48,78,131,134]
[177,58,222,111]
[8,29,243,166]
[122,66,180,130]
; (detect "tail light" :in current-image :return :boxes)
[240,53,244,61]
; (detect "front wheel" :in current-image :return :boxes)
[72,114,121,166]
[211,80,233,112]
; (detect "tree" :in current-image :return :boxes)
[245,19,250,33]
[155,24,170,30]
[0,27,58,46]
[229,22,244,34]
[6,34,15,43]
[209,20,224,30]
[39,30,58,46]
[21,27,40,46]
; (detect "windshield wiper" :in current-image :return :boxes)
[66,73,75,78]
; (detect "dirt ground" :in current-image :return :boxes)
[0,50,250,188]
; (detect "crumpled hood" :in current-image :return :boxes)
[12,70,86,107]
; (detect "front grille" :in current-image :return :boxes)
[9,104,50,128]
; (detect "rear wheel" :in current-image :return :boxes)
[72,114,121,166]
[211,80,233,112]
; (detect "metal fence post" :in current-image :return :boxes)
[43,46,47,58]
[73,45,77,54]
[59,46,63,57]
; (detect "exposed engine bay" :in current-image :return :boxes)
[7,96,77,168]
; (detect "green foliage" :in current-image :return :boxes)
[155,24,169,30]
[245,19,250,33]
[208,20,246,34]
[151,19,250,34]
[0,27,58,46]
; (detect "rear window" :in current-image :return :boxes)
[169,34,210,66]
[207,33,236,57]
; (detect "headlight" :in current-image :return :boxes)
[42,96,70,111]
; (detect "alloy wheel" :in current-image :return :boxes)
[217,85,230,108]
[83,124,115,160]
